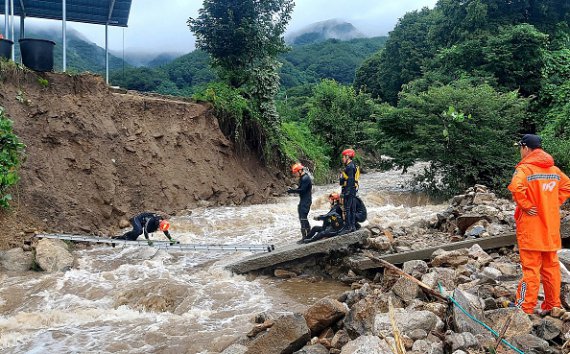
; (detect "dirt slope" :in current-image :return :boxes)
[0,70,286,249]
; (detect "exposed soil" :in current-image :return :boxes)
[0,69,286,249]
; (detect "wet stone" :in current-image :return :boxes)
[444,332,479,352]
[510,334,550,353]
[403,260,429,279]
[534,316,563,341]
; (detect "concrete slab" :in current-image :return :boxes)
[346,233,517,271]
[226,230,370,274]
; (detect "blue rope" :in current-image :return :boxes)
[438,283,525,354]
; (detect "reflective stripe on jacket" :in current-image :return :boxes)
[508,149,570,251]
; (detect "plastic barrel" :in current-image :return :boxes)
[0,39,14,59]
[19,38,56,72]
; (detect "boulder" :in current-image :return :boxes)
[402,260,429,279]
[391,277,421,302]
[472,192,496,205]
[304,298,348,334]
[485,308,532,338]
[344,293,402,337]
[0,247,34,272]
[534,316,563,341]
[444,332,479,352]
[35,238,74,272]
[431,249,470,268]
[330,330,350,350]
[242,313,310,354]
[509,334,549,353]
[340,335,392,354]
[366,236,392,252]
[422,268,456,291]
[294,344,329,354]
[456,215,485,234]
[452,289,487,335]
[374,309,443,336]
[467,244,493,266]
[221,344,248,354]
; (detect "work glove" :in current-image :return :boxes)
[287,188,295,194]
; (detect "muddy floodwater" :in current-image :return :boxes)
[0,167,446,353]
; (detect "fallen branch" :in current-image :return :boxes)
[363,251,448,302]
[493,311,515,351]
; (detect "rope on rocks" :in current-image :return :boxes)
[438,283,524,354]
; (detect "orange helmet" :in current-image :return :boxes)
[328,192,340,202]
[159,220,170,232]
[291,163,304,174]
[342,149,355,158]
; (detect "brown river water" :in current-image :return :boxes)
[0,166,446,353]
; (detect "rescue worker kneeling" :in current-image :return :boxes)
[302,193,344,244]
[113,212,177,246]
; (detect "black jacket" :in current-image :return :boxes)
[288,173,312,205]
[134,212,170,239]
[316,204,344,230]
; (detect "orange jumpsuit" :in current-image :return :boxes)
[508,149,570,314]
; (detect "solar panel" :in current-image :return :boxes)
[0,0,132,27]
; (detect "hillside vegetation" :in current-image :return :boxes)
[109,37,387,95]
[348,0,570,195]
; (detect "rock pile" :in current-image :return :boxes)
[227,244,570,353]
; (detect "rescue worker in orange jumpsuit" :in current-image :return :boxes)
[287,163,313,240]
[508,134,570,315]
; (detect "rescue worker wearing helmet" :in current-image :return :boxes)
[113,212,177,246]
[339,148,359,235]
[287,163,313,240]
[302,192,344,243]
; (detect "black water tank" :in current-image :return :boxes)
[19,38,56,72]
[0,39,13,60]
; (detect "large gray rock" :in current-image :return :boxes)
[534,316,563,341]
[402,260,429,279]
[510,334,550,353]
[444,332,479,352]
[452,289,487,335]
[221,344,248,354]
[422,267,456,291]
[303,298,348,334]
[431,249,470,268]
[0,248,34,272]
[330,329,350,350]
[35,238,74,272]
[391,277,420,302]
[467,244,493,266]
[485,308,532,338]
[374,309,443,336]
[294,344,329,354]
[243,313,310,354]
[344,293,402,337]
[340,335,392,354]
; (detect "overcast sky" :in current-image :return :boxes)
[18,0,437,54]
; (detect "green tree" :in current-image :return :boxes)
[307,80,378,161]
[379,80,528,195]
[484,24,548,96]
[354,8,437,104]
[0,107,25,209]
[188,0,294,160]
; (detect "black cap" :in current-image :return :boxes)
[516,134,542,149]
